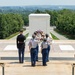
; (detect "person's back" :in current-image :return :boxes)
[45,34,52,45]
[41,38,48,66]
[17,34,25,42]
[28,34,39,66]
[16,30,26,63]
[45,33,52,62]
[28,34,39,49]
[17,33,26,48]
[41,42,48,49]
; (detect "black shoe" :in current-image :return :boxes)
[43,64,47,66]
[19,61,21,63]
[31,64,35,67]
[21,62,23,63]
[32,65,35,67]
[36,60,38,61]
[47,60,49,62]
[19,61,23,63]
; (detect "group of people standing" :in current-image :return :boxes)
[16,30,52,67]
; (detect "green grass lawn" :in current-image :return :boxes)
[6,30,26,39]
[6,31,58,40]
[25,33,29,39]
[6,32,29,40]
[5,32,19,39]
[50,32,59,40]
[54,29,75,40]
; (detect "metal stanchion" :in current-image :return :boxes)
[72,63,75,75]
[0,63,5,75]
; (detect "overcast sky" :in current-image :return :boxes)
[0,0,75,6]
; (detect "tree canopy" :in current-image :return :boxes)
[0,13,24,39]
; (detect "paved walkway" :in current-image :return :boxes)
[0,60,73,75]
[50,30,68,40]
[50,26,68,40]
[0,40,75,75]
[0,27,74,75]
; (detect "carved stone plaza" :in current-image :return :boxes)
[0,40,75,75]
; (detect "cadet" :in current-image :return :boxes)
[16,30,26,63]
[45,34,52,62]
[28,34,39,67]
[34,32,40,61]
[41,38,48,66]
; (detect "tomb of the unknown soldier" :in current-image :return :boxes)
[28,14,50,39]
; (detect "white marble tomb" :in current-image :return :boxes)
[28,14,50,38]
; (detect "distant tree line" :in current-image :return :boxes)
[0,13,24,39]
[0,8,75,39]
[54,9,75,36]
[35,9,75,38]
[21,14,29,26]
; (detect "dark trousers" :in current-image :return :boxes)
[36,45,39,61]
[42,48,48,65]
[47,45,50,61]
[30,48,37,66]
[18,47,25,63]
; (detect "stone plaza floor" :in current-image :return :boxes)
[0,40,75,75]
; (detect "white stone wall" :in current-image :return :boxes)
[29,14,50,37]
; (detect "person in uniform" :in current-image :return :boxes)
[16,30,26,63]
[45,34,52,62]
[41,33,45,40]
[28,34,39,66]
[41,38,48,66]
[34,32,40,61]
